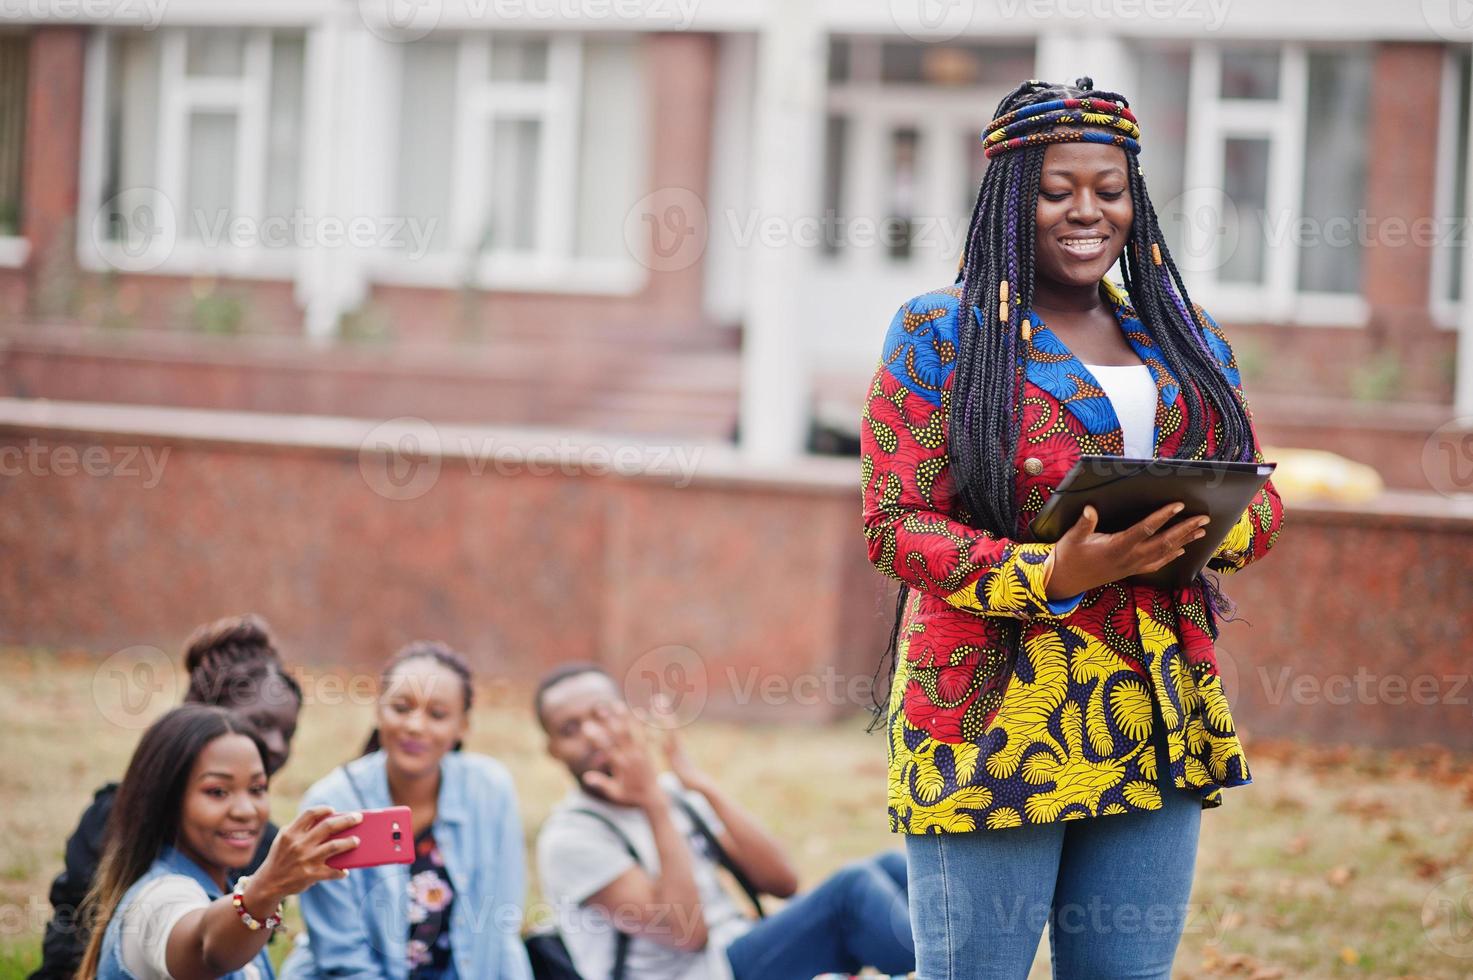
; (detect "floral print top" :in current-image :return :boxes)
[407,827,456,978]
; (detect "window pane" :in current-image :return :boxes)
[1220,47,1279,100]
[183,112,237,241]
[880,41,1032,87]
[108,33,159,210]
[396,38,456,254]
[185,28,245,78]
[1452,51,1470,304]
[1128,43,1190,260]
[1299,49,1371,295]
[486,117,541,252]
[0,33,28,236]
[827,37,849,83]
[264,34,305,230]
[575,37,647,261]
[489,36,548,82]
[1220,137,1270,284]
[887,126,920,261]
[821,114,847,257]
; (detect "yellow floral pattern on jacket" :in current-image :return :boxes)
[862,278,1285,834]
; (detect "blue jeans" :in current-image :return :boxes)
[725,851,915,980]
[905,718,1203,979]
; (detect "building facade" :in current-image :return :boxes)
[1,0,1470,482]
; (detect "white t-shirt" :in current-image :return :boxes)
[117,874,265,980]
[536,773,753,980]
[1084,362,1157,458]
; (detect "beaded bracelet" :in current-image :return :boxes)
[231,875,284,932]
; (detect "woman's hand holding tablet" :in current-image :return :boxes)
[1044,501,1209,599]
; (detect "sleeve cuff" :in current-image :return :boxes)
[1037,547,1085,619]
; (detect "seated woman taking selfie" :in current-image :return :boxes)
[281,641,532,980]
[77,704,361,980]
[33,614,303,980]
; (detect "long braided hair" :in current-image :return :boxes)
[869,77,1253,730]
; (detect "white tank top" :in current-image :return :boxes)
[1083,362,1157,459]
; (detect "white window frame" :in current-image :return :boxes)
[367,33,647,296]
[819,37,1026,273]
[1432,45,1471,331]
[78,27,303,280]
[1182,41,1370,328]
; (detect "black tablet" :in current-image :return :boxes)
[1027,455,1277,590]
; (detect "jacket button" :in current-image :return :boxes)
[1023,457,1044,476]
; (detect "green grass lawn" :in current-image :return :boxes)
[4,648,1473,979]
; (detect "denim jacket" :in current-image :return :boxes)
[281,751,532,980]
[97,845,274,980]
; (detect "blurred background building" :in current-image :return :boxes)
[2,1,1471,743]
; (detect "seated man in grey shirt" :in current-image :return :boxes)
[534,665,914,980]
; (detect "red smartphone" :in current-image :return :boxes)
[326,806,416,869]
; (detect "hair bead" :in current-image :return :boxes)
[1151,242,1163,266]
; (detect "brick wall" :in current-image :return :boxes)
[3,402,1471,747]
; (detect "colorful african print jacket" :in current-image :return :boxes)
[861,277,1285,834]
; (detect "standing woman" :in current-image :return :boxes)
[76,704,362,980]
[281,642,532,980]
[860,77,1285,978]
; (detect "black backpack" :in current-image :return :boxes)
[526,796,766,980]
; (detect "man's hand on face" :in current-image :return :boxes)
[579,701,666,811]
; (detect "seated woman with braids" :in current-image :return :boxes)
[31,615,303,980]
[860,77,1285,978]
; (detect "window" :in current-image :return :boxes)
[85,27,306,275]
[382,32,649,292]
[1434,47,1471,326]
[1132,41,1373,326]
[821,37,1033,268]
[0,30,29,266]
